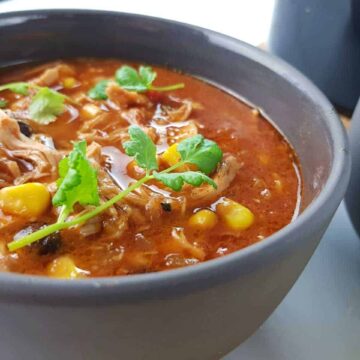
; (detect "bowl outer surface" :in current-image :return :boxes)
[269,0,360,111]
[0,10,350,360]
[346,100,360,235]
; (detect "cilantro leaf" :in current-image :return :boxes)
[0,99,7,108]
[52,140,100,214]
[0,82,30,95]
[123,125,158,171]
[139,66,157,87]
[154,171,217,192]
[88,80,110,100]
[28,87,66,124]
[0,82,67,123]
[115,65,184,93]
[115,65,149,92]
[177,135,223,175]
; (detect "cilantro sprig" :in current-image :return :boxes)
[0,82,30,95]
[28,87,67,124]
[123,126,158,172]
[88,65,184,100]
[53,140,100,223]
[0,81,67,124]
[87,79,110,100]
[7,126,222,251]
[116,66,184,93]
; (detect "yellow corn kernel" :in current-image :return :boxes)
[217,198,255,231]
[0,183,50,218]
[188,209,218,231]
[161,143,181,167]
[47,256,84,279]
[81,103,101,118]
[62,77,76,89]
[161,143,197,172]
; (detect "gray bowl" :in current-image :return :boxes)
[0,10,350,360]
[346,100,360,235]
[269,0,360,112]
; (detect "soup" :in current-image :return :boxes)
[0,59,301,278]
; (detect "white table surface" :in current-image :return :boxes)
[0,0,275,46]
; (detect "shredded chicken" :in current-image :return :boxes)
[106,82,150,109]
[166,120,199,144]
[78,113,128,146]
[78,112,158,147]
[165,100,192,122]
[31,64,75,87]
[0,111,61,184]
[188,154,240,205]
[0,148,21,187]
[171,227,205,260]
[125,185,187,219]
[121,108,147,125]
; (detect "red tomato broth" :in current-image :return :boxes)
[0,59,302,277]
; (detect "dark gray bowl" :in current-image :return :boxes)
[346,100,360,235]
[0,10,350,360]
[269,0,360,112]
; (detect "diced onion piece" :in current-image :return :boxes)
[47,256,86,279]
[272,173,283,192]
[217,198,254,231]
[0,183,50,218]
[188,209,218,231]
[81,104,101,118]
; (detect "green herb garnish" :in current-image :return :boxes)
[88,65,185,100]
[177,135,223,175]
[0,82,30,95]
[7,126,222,251]
[52,140,100,223]
[123,126,158,172]
[116,65,184,93]
[0,82,67,124]
[28,87,66,125]
[153,171,216,192]
[88,79,110,100]
[0,99,7,108]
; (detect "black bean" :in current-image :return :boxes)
[38,232,62,255]
[161,202,172,212]
[18,121,32,137]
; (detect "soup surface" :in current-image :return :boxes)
[0,59,301,278]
